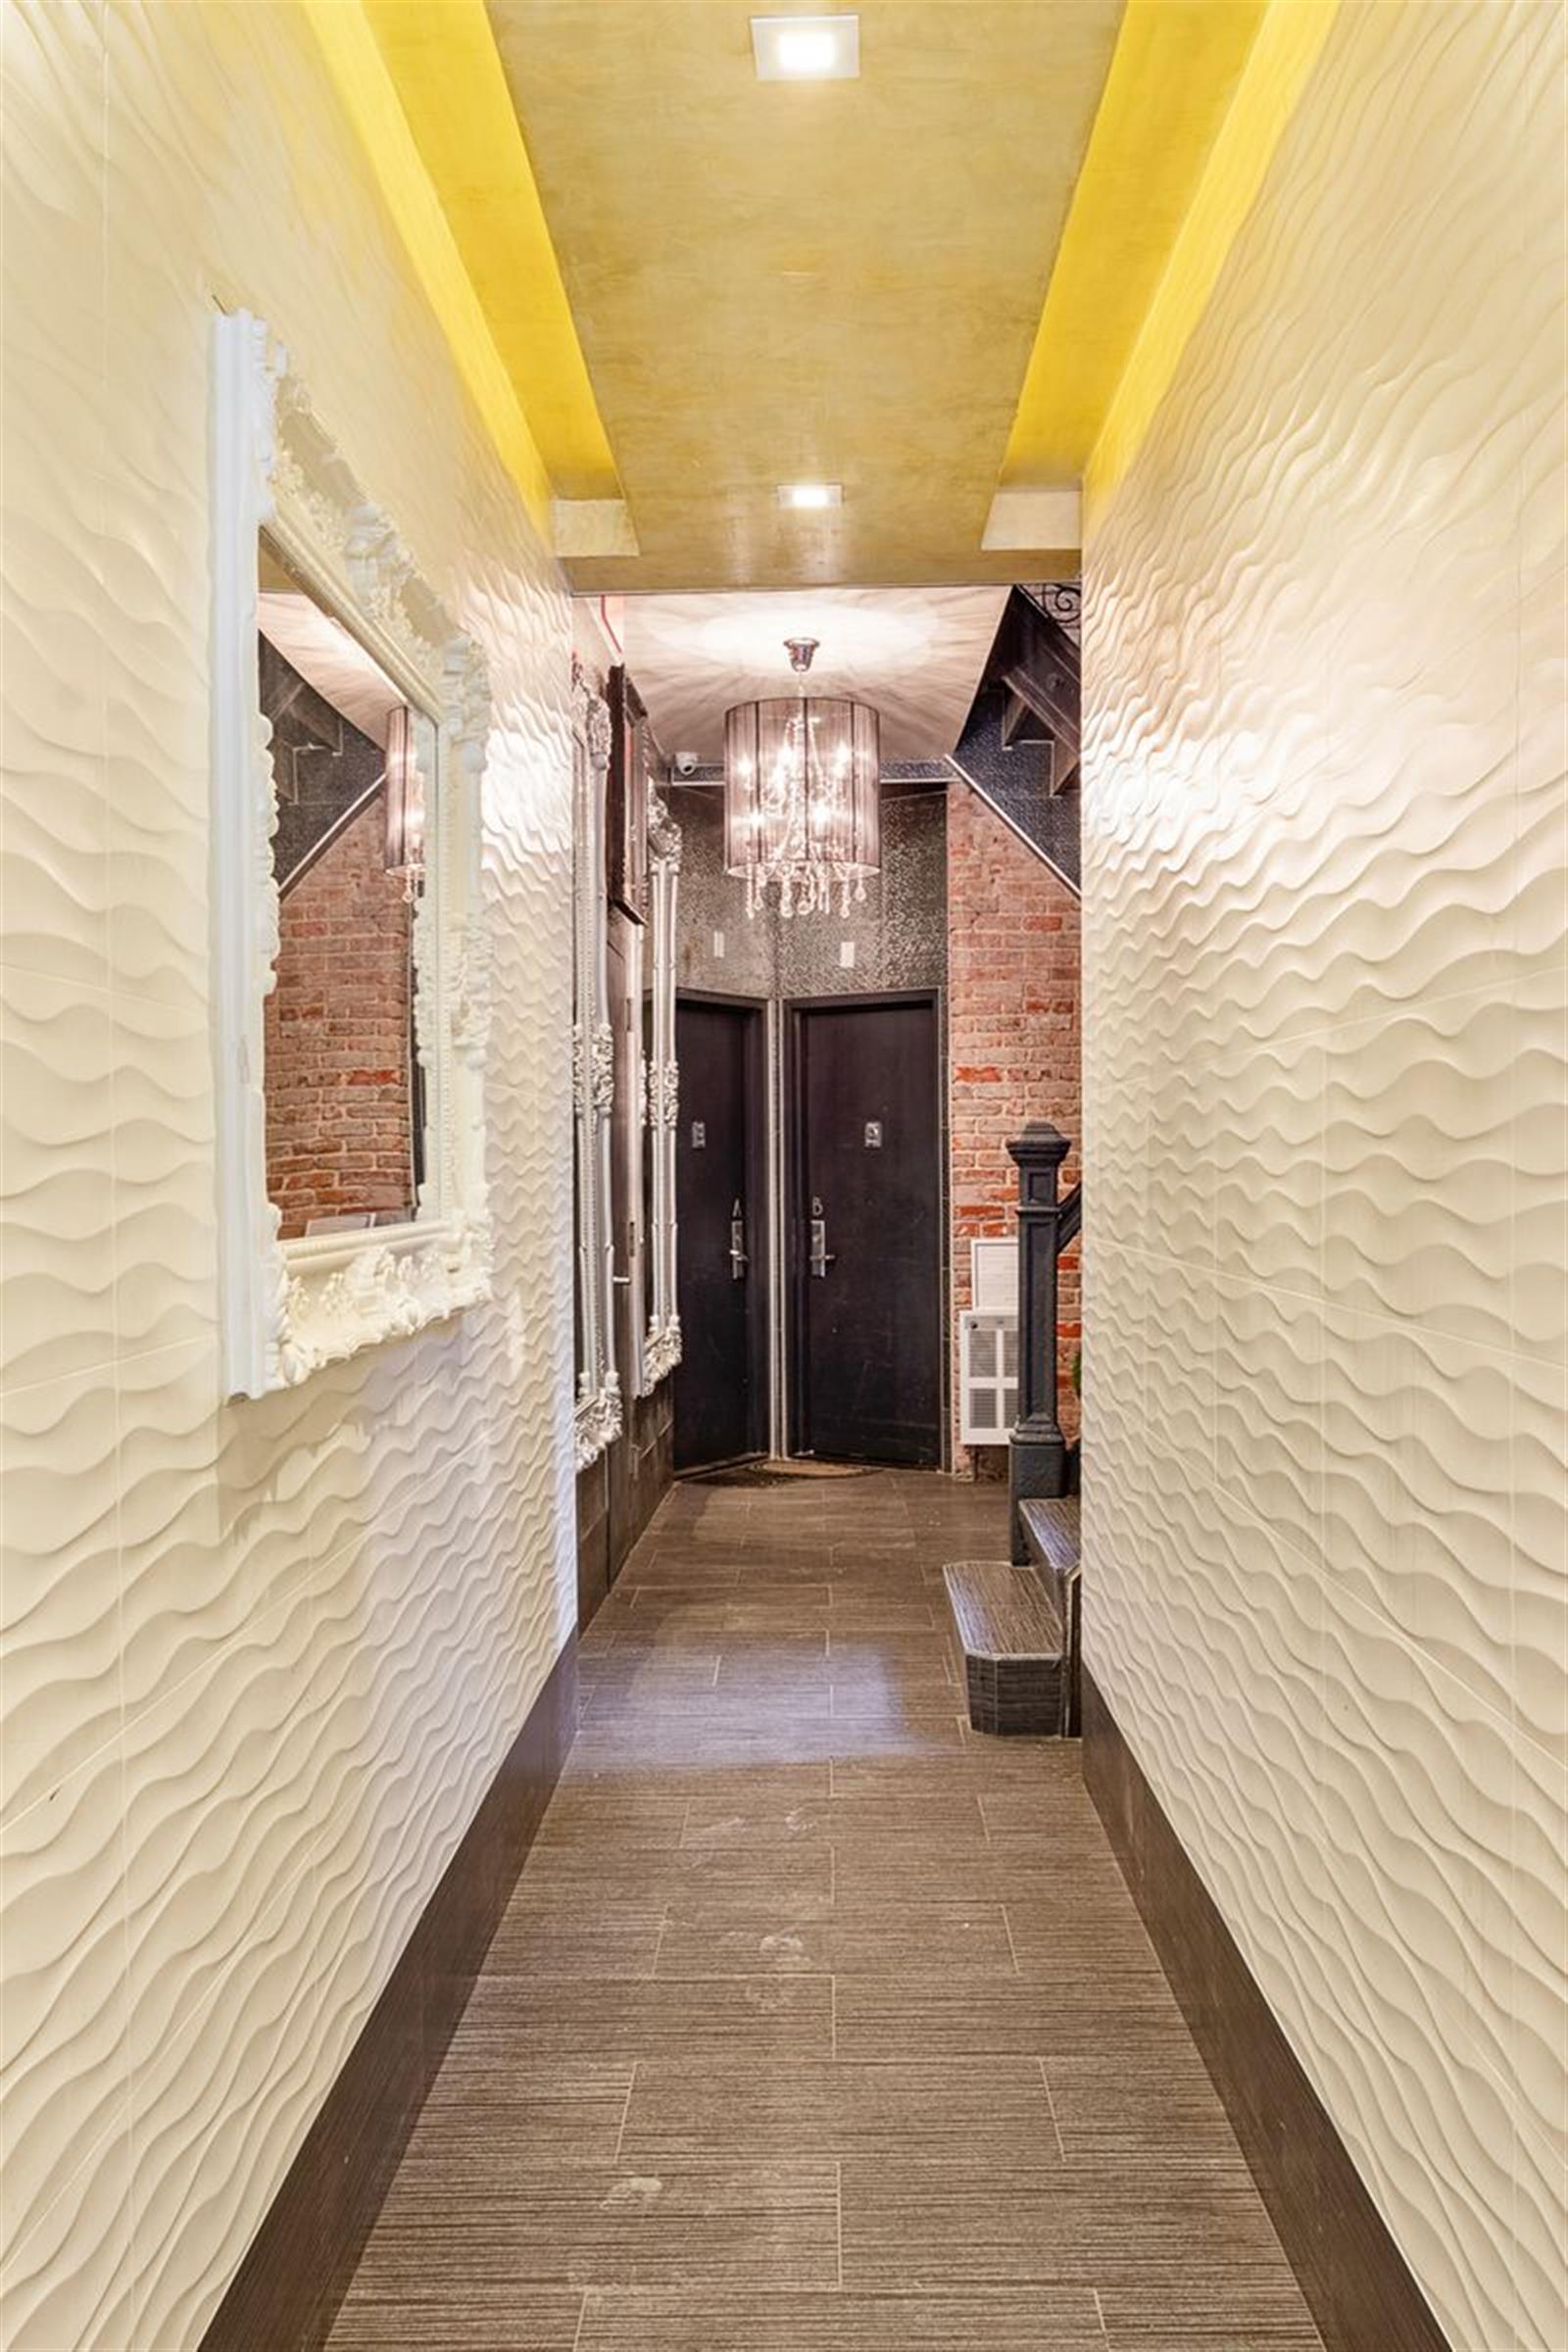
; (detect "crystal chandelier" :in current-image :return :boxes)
[723,637,882,918]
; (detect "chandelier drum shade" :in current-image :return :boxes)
[723,692,882,918]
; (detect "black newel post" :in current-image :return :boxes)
[1008,1121,1070,1562]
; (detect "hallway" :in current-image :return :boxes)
[327,1472,1322,2350]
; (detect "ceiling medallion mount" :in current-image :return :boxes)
[723,637,882,920]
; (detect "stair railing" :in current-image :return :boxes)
[1007,1121,1079,1563]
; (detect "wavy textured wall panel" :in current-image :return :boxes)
[1081,6,1567,2350]
[0,3,574,2342]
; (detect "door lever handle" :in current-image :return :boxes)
[808,1197,835,1279]
[729,1198,748,1281]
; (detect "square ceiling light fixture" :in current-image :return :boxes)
[752,14,860,80]
[778,482,843,511]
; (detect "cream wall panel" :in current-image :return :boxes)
[1081,5,1567,2349]
[0,2,575,2343]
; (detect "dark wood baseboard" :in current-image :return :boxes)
[202,1642,577,2352]
[1082,1670,1450,2352]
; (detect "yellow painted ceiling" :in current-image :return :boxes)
[352,1,1297,587]
[1003,0,1265,493]
[482,0,1125,588]
[363,0,619,500]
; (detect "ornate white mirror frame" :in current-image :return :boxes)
[211,312,493,1398]
[632,793,682,1396]
[571,661,621,1468]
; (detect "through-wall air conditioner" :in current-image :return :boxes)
[958,1309,1018,1446]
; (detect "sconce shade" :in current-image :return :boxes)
[383,704,424,887]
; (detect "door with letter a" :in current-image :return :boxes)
[673,997,768,1472]
[789,994,942,1467]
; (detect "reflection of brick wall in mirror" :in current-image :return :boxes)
[261,639,416,1239]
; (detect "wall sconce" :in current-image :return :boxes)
[383,704,424,897]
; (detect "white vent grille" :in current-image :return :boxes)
[958,1310,1018,1445]
[970,1238,1017,1314]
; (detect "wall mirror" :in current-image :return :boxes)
[572,659,621,1467]
[212,313,493,1397]
[631,793,682,1395]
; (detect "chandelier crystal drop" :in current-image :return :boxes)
[722,639,882,919]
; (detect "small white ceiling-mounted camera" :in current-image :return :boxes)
[672,750,701,777]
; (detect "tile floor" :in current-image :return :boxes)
[329,1470,1324,2350]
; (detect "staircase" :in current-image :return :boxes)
[947,582,1081,891]
[262,636,388,896]
[945,1119,1083,1736]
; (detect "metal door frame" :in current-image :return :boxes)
[782,988,945,1465]
[674,989,772,1469]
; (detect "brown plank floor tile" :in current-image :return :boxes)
[664,1594,839,1628]
[827,1629,956,1663]
[576,2287,1105,2348]
[1098,2278,1325,2344]
[829,1747,1084,1798]
[411,2056,636,2167]
[823,1793,987,1841]
[834,1972,1184,2059]
[976,1835,1156,1890]
[516,1840,835,1909]
[682,1793,987,1848]
[656,1900,1016,1978]
[840,2156,1294,2288]
[705,1667,840,1712]
[618,2057,1056,2164]
[827,1595,941,1628]
[1006,1889,1164,1977]
[327,2288,584,2348]
[578,1665,722,1715]
[717,1624,833,1652]
[482,1913,665,1979]
[980,1789,1114,1838]
[826,1717,970,1760]
[831,1648,958,1690]
[1043,2049,1242,2158]
[360,2158,840,2288]
[568,1721,861,1768]
[621,1563,744,1591]
[561,1761,834,1808]
[533,1791,692,1844]
[827,1844,1008,1906]
[829,1685,966,1724]
[455,1972,834,2060]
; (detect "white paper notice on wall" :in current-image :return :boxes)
[712,930,725,959]
[840,939,856,968]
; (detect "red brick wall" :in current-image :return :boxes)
[947,779,1081,1473]
[265,801,416,1239]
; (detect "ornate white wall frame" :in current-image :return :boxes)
[211,311,494,1398]
[631,792,682,1397]
[571,660,622,1468]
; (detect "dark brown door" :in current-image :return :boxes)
[674,998,768,1472]
[790,995,941,1466]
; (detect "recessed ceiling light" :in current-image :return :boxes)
[752,14,859,81]
[777,482,843,510]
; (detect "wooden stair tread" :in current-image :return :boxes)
[1019,1495,1081,1583]
[943,1559,1062,1664]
